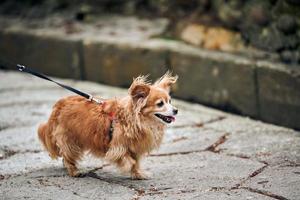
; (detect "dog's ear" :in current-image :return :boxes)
[130,84,150,100]
[129,76,150,101]
[154,71,178,93]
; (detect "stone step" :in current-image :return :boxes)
[0,15,299,129]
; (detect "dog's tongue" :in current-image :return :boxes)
[169,116,175,122]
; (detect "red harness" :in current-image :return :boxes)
[100,101,117,141]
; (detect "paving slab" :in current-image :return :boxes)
[153,127,225,155]
[205,116,300,166]
[243,166,300,200]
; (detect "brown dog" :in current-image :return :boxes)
[38,72,178,179]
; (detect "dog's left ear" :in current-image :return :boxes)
[155,71,178,93]
[129,76,150,101]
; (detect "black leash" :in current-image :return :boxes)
[17,64,103,104]
[1,58,115,141]
[0,58,102,104]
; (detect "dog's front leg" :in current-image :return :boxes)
[105,144,136,175]
[115,153,136,175]
[130,155,149,180]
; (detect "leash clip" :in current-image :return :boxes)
[17,64,25,72]
[88,95,103,104]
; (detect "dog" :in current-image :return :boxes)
[38,72,178,179]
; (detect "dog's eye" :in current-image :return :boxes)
[157,101,164,107]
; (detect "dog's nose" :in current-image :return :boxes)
[173,108,178,115]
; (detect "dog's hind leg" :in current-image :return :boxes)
[61,141,83,177]
[62,152,82,177]
[55,128,83,177]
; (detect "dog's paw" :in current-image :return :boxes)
[68,170,84,178]
[131,171,151,180]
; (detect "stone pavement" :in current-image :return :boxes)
[0,70,299,200]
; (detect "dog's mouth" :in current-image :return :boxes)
[154,113,175,124]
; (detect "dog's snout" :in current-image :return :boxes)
[173,108,178,115]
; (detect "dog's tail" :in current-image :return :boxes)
[38,123,60,159]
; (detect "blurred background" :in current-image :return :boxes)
[0,0,299,129]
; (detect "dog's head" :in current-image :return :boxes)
[128,72,178,124]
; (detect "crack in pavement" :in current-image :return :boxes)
[0,124,12,132]
[131,186,176,199]
[86,163,111,174]
[36,177,90,200]
[0,174,8,181]
[248,165,268,178]
[0,149,42,160]
[224,153,269,166]
[30,163,112,180]
[278,161,300,167]
[150,132,230,157]
[231,165,268,190]
[0,149,18,160]
[208,186,227,192]
[150,149,205,157]
[241,187,289,200]
[204,132,230,153]
[0,123,41,132]
[225,153,251,160]
[172,136,188,143]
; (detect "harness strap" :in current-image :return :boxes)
[108,111,116,141]
[108,121,114,141]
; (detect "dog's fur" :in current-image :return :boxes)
[38,72,178,179]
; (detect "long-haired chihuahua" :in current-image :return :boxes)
[38,72,178,179]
